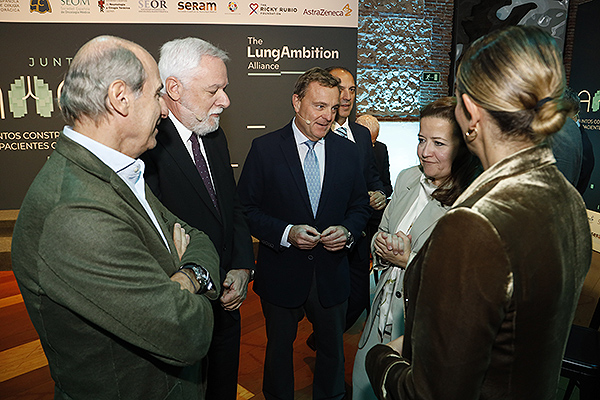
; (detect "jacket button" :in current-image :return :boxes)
[308,255,314,261]
[395,291,402,298]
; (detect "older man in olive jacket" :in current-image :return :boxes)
[11,35,220,400]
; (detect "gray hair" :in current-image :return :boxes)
[60,36,146,126]
[158,37,229,89]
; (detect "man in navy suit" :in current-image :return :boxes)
[140,38,255,400]
[356,114,393,275]
[238,68,371,400]
[326,67,387,331]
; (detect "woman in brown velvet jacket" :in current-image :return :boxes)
[365,26,592,399]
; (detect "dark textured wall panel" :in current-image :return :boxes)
[358,16,432,67]
[357,67,422,116]
[357,0,454,120]
[360,0,425,14]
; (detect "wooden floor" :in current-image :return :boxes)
[0,271,364,400]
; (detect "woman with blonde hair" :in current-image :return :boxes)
[365,25,591,399]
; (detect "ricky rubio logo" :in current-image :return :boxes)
[30,0,52,13]
[248,3,297,16]
[249,2,257,14]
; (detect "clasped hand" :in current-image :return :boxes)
[288,224,348,252]
[373,231,412,268]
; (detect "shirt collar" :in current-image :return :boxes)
[169,113,194,143]
[62,126,138,176]
[419,173,438,198]
[332,119,350,132]
[292,117,324,146]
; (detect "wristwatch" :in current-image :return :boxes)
[345,230,354,249]
[180,263,215,295]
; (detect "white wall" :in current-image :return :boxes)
[378,121,420,185]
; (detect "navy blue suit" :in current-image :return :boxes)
[345,121,384,330]
[238,121,370,399]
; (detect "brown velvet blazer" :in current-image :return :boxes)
[366,144,591,399]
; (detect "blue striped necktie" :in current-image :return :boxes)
[335,126,348,138]
[303,140,321,216]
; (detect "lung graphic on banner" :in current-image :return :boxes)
[0,1,359,209]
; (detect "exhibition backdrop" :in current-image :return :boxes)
[570,0,600,248]
[0,1,359,209]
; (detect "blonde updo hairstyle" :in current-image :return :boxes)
[456,26,568,144]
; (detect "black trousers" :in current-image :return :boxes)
[261,275,347,400]
[345,236,371,331]
[205,302,241,400]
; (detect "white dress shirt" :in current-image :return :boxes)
[332,119,355,143]
[280,118,326,247]
[169,113,217,190]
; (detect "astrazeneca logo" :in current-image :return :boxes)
[177,1,217,12]
[303,3,352,17]
[342,3,352,16]
[228,1,237,12]
[30,0,52,13]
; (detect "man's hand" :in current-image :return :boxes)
[320,225,349,252]
[374,231,412,268]
[172,223,190,261]
[369,191,387,211]
[288,225,321,250]
[220,269,251,311]
[170,269,197,293]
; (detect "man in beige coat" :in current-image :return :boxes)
[11,35,220,399]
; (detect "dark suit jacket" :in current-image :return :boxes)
[237,121,371,308]
[141,119,255,293]
[349,121,384,194]
[373,140,393,197]
[576,123,595,195]
[348,122,384,260]
[11,134,220,400]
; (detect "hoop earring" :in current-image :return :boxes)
[465,128,477,139]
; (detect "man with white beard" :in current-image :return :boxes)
[141,37,255,400]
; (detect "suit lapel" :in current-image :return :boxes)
[57,135,172,253]
[410,200,447,245]
[157,119,222,223]
[319,131,338,219]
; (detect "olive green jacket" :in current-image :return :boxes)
[11,134,220,400]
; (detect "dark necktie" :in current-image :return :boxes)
[190,132,219,212]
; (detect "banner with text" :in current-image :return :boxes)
[0,20,357,209]
[1,0,358,27]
